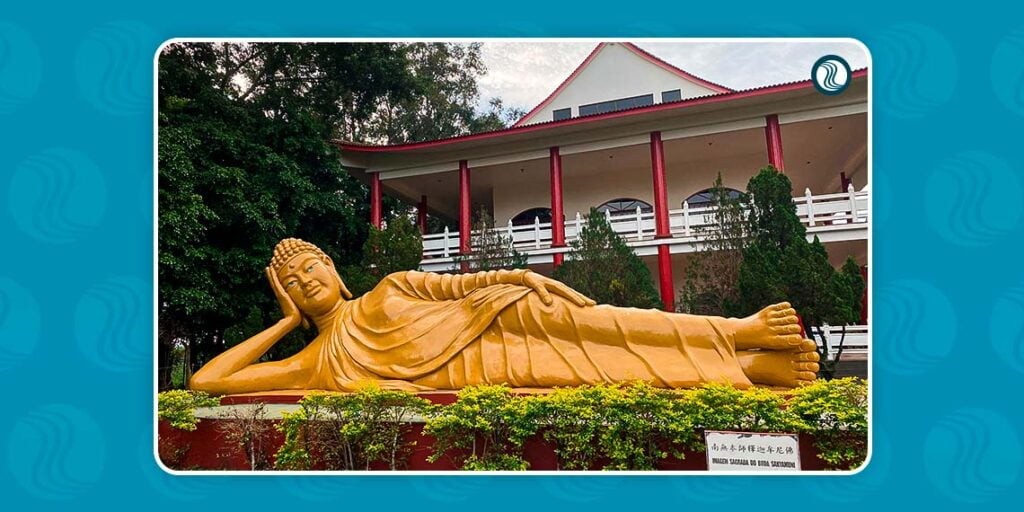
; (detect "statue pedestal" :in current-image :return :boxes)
[158,392,827,471]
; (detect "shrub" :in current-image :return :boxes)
[592,382,697,470]
[678,382,796,442]
[423,385,539,470]
[787,377,868,469]
[157,390,221,431]
[456,205,529,272]
[273,385,432,470]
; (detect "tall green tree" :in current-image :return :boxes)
[158,42,518,389]
[365,43,525,143]
[553,208,661,309]
[678,173,749,315]
[732,167,864,379]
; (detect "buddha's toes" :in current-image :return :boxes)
[734,302,805,350]
[738,341,820,388]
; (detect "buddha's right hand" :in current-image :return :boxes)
[266,267,303,329]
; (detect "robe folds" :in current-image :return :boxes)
[308,271,751,391]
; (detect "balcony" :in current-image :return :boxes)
[420,186,868,272]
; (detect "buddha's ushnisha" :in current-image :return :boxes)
[190,238,819,394]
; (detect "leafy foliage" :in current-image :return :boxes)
[787,377,868,469]
[679,173,749,315]
[423,385,539,470]
[158,42,516,388]
[559,382,696,471]
[342,216,424,297]
[157,390,221,431]
[273,386,432,470]
[455,205,528,272]
[185,380,868,471]
[553,208,661,308]
[678,383,795,441]
[733,167,865,378]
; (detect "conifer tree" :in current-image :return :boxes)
[733,167,864,379]
[553,208,661,309]
[678,173,749,315]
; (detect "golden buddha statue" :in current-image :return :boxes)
[189,238,819,395]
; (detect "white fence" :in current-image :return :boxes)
[422,186,869,259]
[817,324,869,359]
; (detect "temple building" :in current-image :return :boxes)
[335,42,868,353]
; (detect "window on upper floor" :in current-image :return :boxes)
[552,108,571,121]
[684,188,743,209]
[661,89,682,103]
[511,207,553,226]
[596,198,653,215]
[578,94,654,117]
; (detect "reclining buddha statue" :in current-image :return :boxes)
[189,238,819,395]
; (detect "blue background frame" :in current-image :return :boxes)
[2,0,1023,507]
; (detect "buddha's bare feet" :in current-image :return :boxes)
[732,302,804,351]
[738,341,820,388]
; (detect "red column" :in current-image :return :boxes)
[417,195,428,234]
[370,172,382,229]
[650,131,673,311]
[549,147,565,267]
[650,132,671,238]
[765,114,785,170]
[458,160,471,257]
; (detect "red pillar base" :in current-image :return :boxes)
[552,249,564,268]
[657,245,674,311]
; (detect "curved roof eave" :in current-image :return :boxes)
[334,69,868,156]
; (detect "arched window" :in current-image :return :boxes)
[510,207,552,226]
[596,198,653,214]
[683,188,743,208]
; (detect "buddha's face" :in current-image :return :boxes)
[276,252,342,317]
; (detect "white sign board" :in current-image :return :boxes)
[705,431,801,471]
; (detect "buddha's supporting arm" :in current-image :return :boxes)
[189,268,313,395]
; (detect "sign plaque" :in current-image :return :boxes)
[705,431,801,471]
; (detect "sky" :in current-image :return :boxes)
[476,41,869,113]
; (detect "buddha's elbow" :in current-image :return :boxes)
[188,373,217,394]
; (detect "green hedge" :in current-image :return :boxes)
[161,379,868,471]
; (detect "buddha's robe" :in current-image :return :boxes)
[307,270,751,391]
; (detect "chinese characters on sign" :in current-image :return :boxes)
[705,431,801,471]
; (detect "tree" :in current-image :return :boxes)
[732,167,865,379]
[553,208,661,309]
[364,44,525,143]
[157,42,518,389]
[456,206,529,272]
[678,173,749,315]
[342,216,424,297]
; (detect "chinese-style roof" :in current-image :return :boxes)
[334,68,867,154]
[513,42,734,127]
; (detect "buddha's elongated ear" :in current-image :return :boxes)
[323,255,353,299]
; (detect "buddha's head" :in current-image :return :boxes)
[270,238,352,320]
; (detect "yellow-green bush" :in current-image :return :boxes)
[273,385,432,470]
[157,390,220,431]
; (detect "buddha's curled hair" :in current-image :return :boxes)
[270,238,329,273]
[270,238,353,300]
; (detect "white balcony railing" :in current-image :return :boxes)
[422,185,868,262]
[818,324,870,358]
